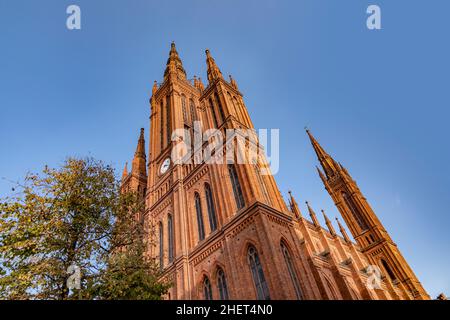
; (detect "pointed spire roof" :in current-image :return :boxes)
[288,191,302,218]
[131,128,147,178]
[322,209,336,236]
[135,128,146,159]
[152,80,158,95]
[306,201,320,227]
[205,49,223,83]
[336,217,351,243]
[229,75,239,90]
[306,129,340,179]
[164,42,186,80]
[122,162,128,180]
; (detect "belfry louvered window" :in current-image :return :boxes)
[342,192,368,231]
[214,92,225,122]
[181,95,187,124]
[166,96,171,145]
[209,98,219,128]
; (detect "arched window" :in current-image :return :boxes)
[205,183,218,232]
[381,259,397,281]
[160,100,164,149]
[228,164,245,210]
[168,214,174,263]
[209,98,219,128]
[203,276,213,300]
[166,96,171,145]
[342,192,368,231]
[248,246,270,300]
[190,99,196,125]
[254,165,271,205]
[214,92,226,122]
[281,241,303,299]
[217,268,229,300]
[181,95,187,124]
[195,192,205,241]
[159,222,164,270]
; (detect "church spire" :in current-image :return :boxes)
[132,128,147,177]
[122,162,128,180]
[306,129,339,178]
[288,191,302,219]
[305,201,320,227]
[164,42,187,80]
[321,209,336,236]
[336,217,351,243]
[205,49,223,84]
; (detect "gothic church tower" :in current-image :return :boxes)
[121,43,429,300]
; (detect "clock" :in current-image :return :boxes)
[160,158,171,174]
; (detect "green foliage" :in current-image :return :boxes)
[0,157,169,300]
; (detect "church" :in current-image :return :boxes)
[121,43,429,300]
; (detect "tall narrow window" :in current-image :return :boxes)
[209,98,219,128]
[168,214,174,263]
[205,183,218,232]
[255,165,270,205]
[160,100,164,150]
[181,95,187,124]
[228,164,245,210]
[281,241,303,299]
[190,99,196,125]
[203,276,213,300]
[381,259,397,281]
[342,192,368,231]
[217,268,229,300]
[195,192,205,241]
[159,222,164,270]
[248,246,270,300]
[166,96,171,145]
[214,92,226,122]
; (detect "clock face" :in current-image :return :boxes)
[160,158,171,175]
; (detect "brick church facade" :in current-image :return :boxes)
[121,43,429,300]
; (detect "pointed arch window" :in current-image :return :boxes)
[166,96,171,146]
[342,192,368,231]
[209,98,219,128]
[159,221,164,270]
[160,100,164,149]
[190,99,196,125]
[254,165,271,205]
[214,92,226,122]
[381,259,397,281]
[248,246,270,300]
[203,276,213,300]
[228,164,245,210]
[181,95,187,124]
[217,268,229,300]
[281,241,303,299]
[205,183,218,232]
[195,192,205,241]
[168,214,174,263]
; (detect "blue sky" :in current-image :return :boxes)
[0,0,449,298]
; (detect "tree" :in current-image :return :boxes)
[0,157,169,300]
